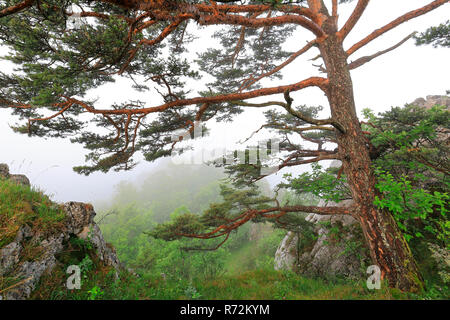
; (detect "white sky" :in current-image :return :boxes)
[0,0,448,205]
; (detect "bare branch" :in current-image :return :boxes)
[239,40,317,92]
[332,0,338,18]
[278,153,338,168]
[199,12,325,38]
[338,0,370,40]
[0,0,34,18]
[283,90,345,133]
[347,0,448,56]
[232,26,246,69]
[348,32,416,70]
[181,232,231,251]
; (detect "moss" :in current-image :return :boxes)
[0,179,67,249]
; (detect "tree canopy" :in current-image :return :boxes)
[0,0,446,173]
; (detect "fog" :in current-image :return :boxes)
[0,0,448,204]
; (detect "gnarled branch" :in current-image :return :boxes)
[348,32,417,70]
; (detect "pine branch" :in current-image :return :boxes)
[0,0,34,18]
[347,0,448,56]
[338,0,369,40]
[348,32,416,70]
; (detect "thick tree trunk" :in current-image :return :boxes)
[318,33,424,292]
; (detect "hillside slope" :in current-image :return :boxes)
[0,164,121,300]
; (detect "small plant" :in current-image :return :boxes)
[184,283,202,300]
[70,236,94,251]
[79,255,94,279]
[87,285,104,300]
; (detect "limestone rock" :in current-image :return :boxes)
[89,224,121,272]
[0,163,9,179]
[274,161,370,279]
[274,232,298,271]
[274,199,369,279]
[0,198,122,300]
[0,163,30,186]
[0,242,22,277]
[64,202,96,235]
[9,174,30,187]
[410,95,450,109]
[427,243,450,284]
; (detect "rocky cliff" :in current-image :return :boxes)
[274,200,371,279]
[410,95,450,109]
[0,164,121,300]
[274,161,370,279]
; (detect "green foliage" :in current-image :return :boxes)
[373,168,448,244]
[70,236,94,251]
[184,282,202,300]
[415,20,450,48]
[362,104,449,178]
[362,103,450,248]
[2,159,444,300]
[87,285,104,300]
[79,255,95,279]
[35,265,426,300]
[282,163,350,203]
[149,182,275,243]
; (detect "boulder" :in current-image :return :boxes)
[0,200,122,300]
[9,174,30,187]
[410,95,450,109]
[274,161,371,279]
[274,198,370,279]
[0,163,30,186]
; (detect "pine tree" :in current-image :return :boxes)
[1,0,448,292]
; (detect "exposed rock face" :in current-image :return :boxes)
[0,163,30,186]
[0,165,121,300]
[410,95,450,109]
[0,164,9,179]
[274,161,371,279]
[274,232,298,271]
[275,199,370,279]
[9,174,30,187]
[427,243,450,285]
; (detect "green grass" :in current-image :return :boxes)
[191,270,404,300]
[224,241,257,274]
[33,267,446,300]
[0,178,66,249]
